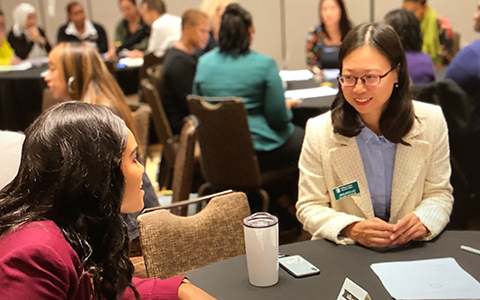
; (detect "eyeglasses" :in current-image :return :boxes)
[338,68,394,87]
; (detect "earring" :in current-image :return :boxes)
[67,76,75,94]
[394,83,399,88]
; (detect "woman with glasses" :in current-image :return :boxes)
[296,23,453,248]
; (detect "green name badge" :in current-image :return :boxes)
[333,182,360,201]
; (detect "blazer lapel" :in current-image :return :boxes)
[390,118,430,220]
[329,132,374,218]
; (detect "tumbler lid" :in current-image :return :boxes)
[243,212,278,228]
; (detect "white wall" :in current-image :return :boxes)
[1,0,478,70]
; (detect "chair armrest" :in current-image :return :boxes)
[142,190,234,214]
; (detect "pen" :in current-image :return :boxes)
[460,245,480,256]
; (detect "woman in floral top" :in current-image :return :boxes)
[306,0,352,70]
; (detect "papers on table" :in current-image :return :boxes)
[322,68,340,80]
[279,69,314,82]
[0,61,32,72]
[370,257,480,300]
[118,57,144,68]
[285,86,338,100]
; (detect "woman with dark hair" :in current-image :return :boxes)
[306,0,352,70]
[0,102,215,300]
[57,1,108,53]
[194,3,304,174]
[384,9,435,83]
[297,23,453,248]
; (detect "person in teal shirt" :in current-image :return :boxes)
[193,3,304,173]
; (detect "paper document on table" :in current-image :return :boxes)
[118,58,144,67]
[322,68,340,80]
[285,86,338,100]
[370,257,480,299]
[0,61,32,72]
[279,69,313,82]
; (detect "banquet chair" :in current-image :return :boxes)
[140,78,177,189]
[137,191,249,279]
[169,115,199,216]
[138,53,164,103]
[187,95,298,212]
[131,103,151,162]
[41,88,63,112]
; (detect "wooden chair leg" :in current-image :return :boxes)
[258,189,269,212]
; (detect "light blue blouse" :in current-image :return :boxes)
[356,126,397,221]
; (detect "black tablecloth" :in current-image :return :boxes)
[0,66,47,131]
[187,231,480,299]
[0,64,140,132]
[289,79,338,128]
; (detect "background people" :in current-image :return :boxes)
[161,9,210,134]
[306,0,352,70]
[137,0,181,58]
[111,0,150,58]
[384,9,435,83]
[0,101,216,300]
[57,1,108,54]
[296,23,453,247]
[0,10,20,65]
[8,3,51,60]
[199,0,232,54]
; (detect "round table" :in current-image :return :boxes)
[0,66,47,131]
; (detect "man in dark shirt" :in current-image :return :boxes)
[161,9,210,134]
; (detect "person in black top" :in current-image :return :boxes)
[56,1,108,53]
[8,3,51,60]
[161,9,210,134]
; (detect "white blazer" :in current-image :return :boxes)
[296,101,454,244]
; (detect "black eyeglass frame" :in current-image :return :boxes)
[337,68,394,87]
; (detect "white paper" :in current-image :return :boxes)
[322,68,340,80]
[284,86,338,100]
[370,257,480,300]
[279,69,313,82]
[0,61,32,72]
[118,58,144,68]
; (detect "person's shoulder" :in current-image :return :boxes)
[0,220,80,268]
[92,22,106,32]
[198,48,220,63]
[248,50,277,66]
[306,110,332,130]
[57,23,68,32]
[413,100,443,119]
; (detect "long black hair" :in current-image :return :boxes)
[384,9,423,52]
[219,3,252,56]
[331,23,414,145]
[319,0,352,41]
[0,102,139,300]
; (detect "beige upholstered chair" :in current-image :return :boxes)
[137,191,250,279]
[131,103,151,162]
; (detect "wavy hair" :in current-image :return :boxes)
[218,3,252,56]
[0,102,139,300]
[48,42,138,139]
[384,9,423,52]
[331,23,414,145]
[318,0,352,41]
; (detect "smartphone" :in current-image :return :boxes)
[279,255,321,278]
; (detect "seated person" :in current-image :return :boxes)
[193,3,304,173]
[446,2,480,130]
[384,9,435,83]
[136,0,181,58]
[0,101,216,299]
[114,0,150,56]
[306,0,352,70]
[403,0,453,66]
[198,0,232,55]
[0,10,20,65]
[297,23,453,248]
[162,9,210,134]
[44,42,159,241]
[8,3,51,60]
[57,1,108,53]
